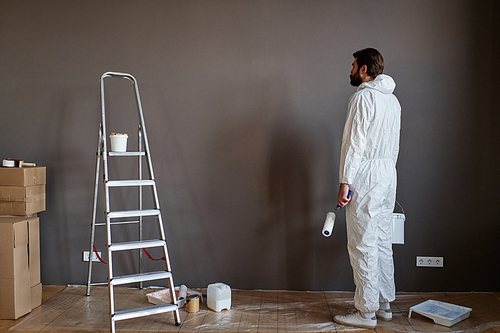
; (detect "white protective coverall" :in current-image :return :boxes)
[339,74,401,313]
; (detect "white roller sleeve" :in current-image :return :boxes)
[322,212,336,237]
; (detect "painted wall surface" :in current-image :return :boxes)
[0,0,498,291]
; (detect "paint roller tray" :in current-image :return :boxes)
[408,300,472,327]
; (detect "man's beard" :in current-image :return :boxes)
[350,70,362,87]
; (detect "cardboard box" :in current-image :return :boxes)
[0,167,46,186]
[30,283,42,310]
[0,216,41,319]
[0,217,31,319]
[28,218,41,287]
[0,273,31,319]
[0,185,46,215]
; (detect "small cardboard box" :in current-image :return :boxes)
[0,185,46,215]
[0,216,41,319]
[0,167,46,186]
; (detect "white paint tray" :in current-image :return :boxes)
[409,300,472,327]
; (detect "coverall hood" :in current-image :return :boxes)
[357,74,396,94]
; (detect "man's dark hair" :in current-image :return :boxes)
[353,48,384,78]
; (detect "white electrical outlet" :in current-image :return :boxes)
[416,256,444,267]
[83,250,102,262]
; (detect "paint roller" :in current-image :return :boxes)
[322,190,351,237]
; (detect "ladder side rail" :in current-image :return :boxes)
[100,74,111,192]
[133,77,180,317]
[166,260,181,324]
[100,73,117,332]
[131,76,180,325]
[132,80,170,294]
[157,214,173,272]
[138,125,144,289]
[86,124,104,296]
[131,78,157,186]
[100,73,112,249]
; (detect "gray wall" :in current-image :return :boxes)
[1,0,498,292]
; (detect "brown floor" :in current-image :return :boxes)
[1,285,500,333]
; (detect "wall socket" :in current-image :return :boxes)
[83,250,102,262]
[416,256,444,267]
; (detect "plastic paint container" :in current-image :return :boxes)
[109,133,128,152]
[207,283,231,312]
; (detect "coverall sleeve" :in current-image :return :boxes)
[339,92,372,185]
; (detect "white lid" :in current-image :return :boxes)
[209,282,230,290]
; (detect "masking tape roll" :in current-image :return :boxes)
[322,212,336,237]
[186,295,200,313]
[2,159,15,167]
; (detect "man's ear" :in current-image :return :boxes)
[360,64,368,75]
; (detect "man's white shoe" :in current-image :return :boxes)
[375,309,392,321]
[334,311,377,329]
[376,308,393,321]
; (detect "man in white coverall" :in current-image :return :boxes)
[334,48,401,329]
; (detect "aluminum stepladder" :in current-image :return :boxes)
[86,72,181,333]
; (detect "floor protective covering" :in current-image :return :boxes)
[11,286,500,332]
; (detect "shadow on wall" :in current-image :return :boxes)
[41,89,100,284]
[204,78,314,290]
[267,102,312,291]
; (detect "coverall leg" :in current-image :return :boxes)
[345,160,396,313]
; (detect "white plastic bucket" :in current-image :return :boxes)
[109,133,128,152]
[391,201,405,244]
[391,213,405,244]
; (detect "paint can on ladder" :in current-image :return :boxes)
[391,201,405,244]
[109,133,128,152]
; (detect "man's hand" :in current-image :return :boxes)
[337,183,352,207]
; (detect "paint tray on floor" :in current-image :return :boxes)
[147,287,203,307]
[408,300,472,327]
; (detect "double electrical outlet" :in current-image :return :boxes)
[416,256,444,267]
[83,250,102,262]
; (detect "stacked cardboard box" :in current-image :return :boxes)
[0,167,45,319]
[0,167,46,215]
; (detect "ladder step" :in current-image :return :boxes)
[108,209,160,219]
[107,180,155,187]
[111,271,172,286]
[113,303,178,322]
[95,220,141,226]
[108,151,146,157]
[109,239,165,251]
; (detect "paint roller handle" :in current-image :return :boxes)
[19,161,36,167]
[336,190,352,210]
